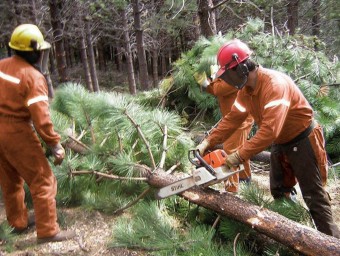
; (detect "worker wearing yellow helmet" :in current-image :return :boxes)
[0,24,75,243]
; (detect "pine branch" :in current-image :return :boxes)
[233,233,241,256]
[165,162,181,175]
[124,110,157,170]
[71,170,148,181]
[67,135,91,151]
[113,188,151,215]
[158,125,168,169]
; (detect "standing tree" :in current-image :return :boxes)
[49,0,69,83]
[121,6,137,94]
[197,0,217,38]
[84,16,100,92]
[287,0,299,34]
[132,0,150,90]
[312,0,321,50]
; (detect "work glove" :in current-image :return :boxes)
[225,151,243,168]
[193,72,210,88]
[196,139,210,156]
[210,64,219,80]
[51,143,65,166]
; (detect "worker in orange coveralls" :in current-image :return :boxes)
[194,68,253,193]
[0,24,75,243]
[196,39,340,238]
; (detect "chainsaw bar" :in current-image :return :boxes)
[155,165,244,199]
[155,167,216,199]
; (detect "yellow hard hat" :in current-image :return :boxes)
[9,24,51,51]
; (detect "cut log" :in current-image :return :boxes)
[148,170,340,256]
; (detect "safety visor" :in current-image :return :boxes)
[217,66,248,89]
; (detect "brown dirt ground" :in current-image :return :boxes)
[0,171,339,256]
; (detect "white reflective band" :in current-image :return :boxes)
[234,100,246,112]
[0,71,20,84]
[264,99,290,109]
[27,95,48,106]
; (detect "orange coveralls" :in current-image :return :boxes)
[206,67,339,238]
[0,55,60,238]
[206,78,253,192]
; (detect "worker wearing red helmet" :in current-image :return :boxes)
[196,39,339,238]
[0,24,75,243]
[195,60,253,193]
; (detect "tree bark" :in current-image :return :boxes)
[85,17,100,92]
[197,0,217,38]
[151,48,158,88]
[49,0,69,83]
[121,8,137,95]
[287,0,299,35]
[312,0,321,50]
[79,33,93,92]
[147,170,340,256]
[132,0,150,91]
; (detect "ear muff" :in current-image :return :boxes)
[231,53,249,78]
[236,63,249,77]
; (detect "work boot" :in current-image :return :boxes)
[12,213,36,234]
[37,230,76,244]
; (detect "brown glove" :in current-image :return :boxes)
[51,143,65,165]
[226,151,243,168]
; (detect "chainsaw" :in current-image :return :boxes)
[155,149,244,199]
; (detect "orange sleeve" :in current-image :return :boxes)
[26,72,61,146]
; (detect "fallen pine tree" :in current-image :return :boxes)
[50,84,339,255]
[147,169,340,256]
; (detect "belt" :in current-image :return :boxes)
[280,120,315,146]
[0,113,30,123]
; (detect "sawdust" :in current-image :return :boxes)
[0,171,339,255]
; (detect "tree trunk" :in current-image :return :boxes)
[132,0,150,91]
[121,8,137,95]
[79,34,93,92]
[49,0,69,83]
[115,42,123,72]
[312,0,320,50]
[29,0,38,24]
[152,48,158,88]
[287,0,299,35]
[161,53,167,76]
[147,170,340,256]
[197,0,217,38]
[85,17,100,92]
[12,0,23,24]
[97,39,106,72]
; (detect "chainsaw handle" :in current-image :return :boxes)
[188,150,200,166]
[188,150,216,175]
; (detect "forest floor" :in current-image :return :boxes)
[0,169,339,256]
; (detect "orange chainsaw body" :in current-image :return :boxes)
[203,149,227,168]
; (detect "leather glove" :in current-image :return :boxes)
[226,151,243,168]
[210,64,219,80]
[196,139,210,156]
[51,143,65,166]
[193,72,210,88]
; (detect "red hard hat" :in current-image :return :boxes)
[217,39,252,74]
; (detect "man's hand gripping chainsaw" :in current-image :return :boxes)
[155,149,244,199]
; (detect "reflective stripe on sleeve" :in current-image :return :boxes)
[264,99,290,109]
[0,71,20,84]
[27,95,49,106]
[234,100,246,112]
